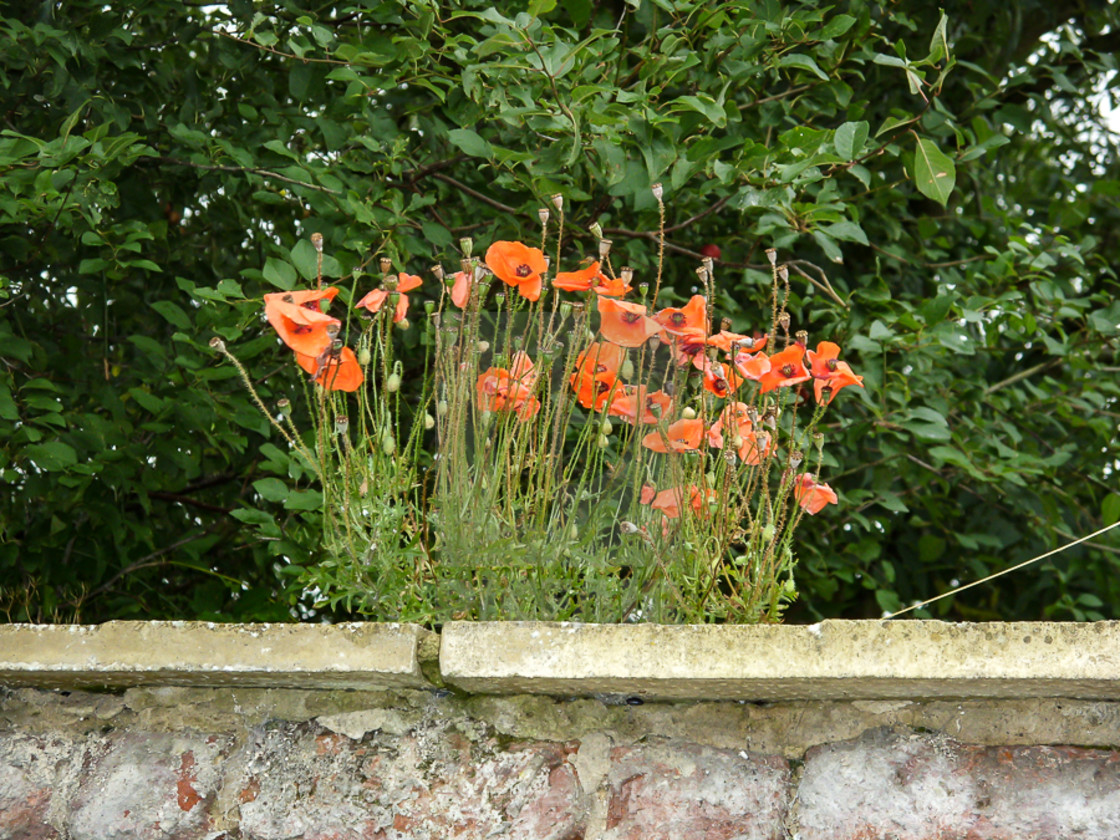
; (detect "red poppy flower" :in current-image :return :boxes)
[806,341,864,405]
[698,358,736,399]
[597,298,661,347]
[757,344,811,393]
[644,484,712,519]
[655,295,709,343]
[450,270,472,309]
[707,330,768,354]
[553,262,604,292]
[591,273,632,297]
[642,418,705,453]
[793,473,838,515]
[264,288,341,356]
[733,350,771,382]
[607,385,673,425]
[570,342,624,410]
[296,346,363,392]
[707,402,773,465]
[485,241,547,302]
[356,273,422,323]
[477,351,540,418]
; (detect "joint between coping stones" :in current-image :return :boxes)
[418,632,444,688]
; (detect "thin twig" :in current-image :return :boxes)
[431,173,520,214]
[146,155,341,194]
[215,29,348,65]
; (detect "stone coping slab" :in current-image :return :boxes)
[0,621,437,690]
[439,620,1120,701]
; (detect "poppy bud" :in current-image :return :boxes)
[311,232,324,252]
[358,347,371,366]
[477,340,490,353]
[682,406,697,419]
[386,373,402,392]
[589,222,604,239]
[620,360,634,379]
[424,413,435,430]
[597,434,610,449]
[568,524,579,539]
[651,182,663,201]
[437,400,448,417]
[600,419,613,435]
[396,318,411,331]
[761,524,776,542]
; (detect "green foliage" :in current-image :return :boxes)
[2,0,1118,623]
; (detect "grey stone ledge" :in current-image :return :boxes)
[440,620,1120,701]
[0,621,437,691]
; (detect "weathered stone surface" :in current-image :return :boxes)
[601,740,790,840]
[440,620,1120,700]
[233,721,586,840]
[797,728,1120,840]
[0,623,436,691]
[0,732,74,840]
[67,732,232,840]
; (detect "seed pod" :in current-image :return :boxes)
[765,248,778,266]
[538,207,550,226]
[311,232,324,252]
[651,182,663,201]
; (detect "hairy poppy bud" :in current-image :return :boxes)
[682,406,697,419]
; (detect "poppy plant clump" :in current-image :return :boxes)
[217,188,865,625]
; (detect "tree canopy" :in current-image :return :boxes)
[2,0,1119,623]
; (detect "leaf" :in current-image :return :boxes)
[262,257,297,290]
[150,301,191,330]
[958,134,1010,163]
[672,94,727,127]
[291,239,341,281]
[912,135,956,206]
[927,12,950,64]
[24,442,78,471]
[834,121,869,161]
[253,477,289,503]
[820,14,857,40]
[447,128,492,159]
[822,220,868,245]
[778,53,829,81]
[527,0,557,15]
[1103,494,1120,526]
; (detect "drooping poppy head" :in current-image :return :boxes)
[570,341,624,410]
[485,241,547,302]
[757,344,811,393]
[597,297,661,347]
[642,417,705,453]
[264,288,341,356]
[793,473,839,515]
[553,261,604,293]
[450,270,472,309]
[296,345,363,392]
[608,385,673,425]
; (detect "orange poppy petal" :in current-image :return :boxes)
[598,298,661,348]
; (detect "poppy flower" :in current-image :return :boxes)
[264,288,341,356]
[356,273,423,323]
[757,344,811,393]
[707,330,767,354]
[477,351,540,418]
[698,358,736,398]
[591,273,632,297]
[643,484,712,519]
[707,402,773,465]
[733,350,771,383]
[553,261,605,293]
[793,473,839,515]
[806,341,865,405]
[570,342,624,410]
[642,417,705,453]
[450,270,472,309]
[485,241,547,302]
[296,346,363,392]
[655,295,709,343]
[608,385,673,425]
[597,298,661,347]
